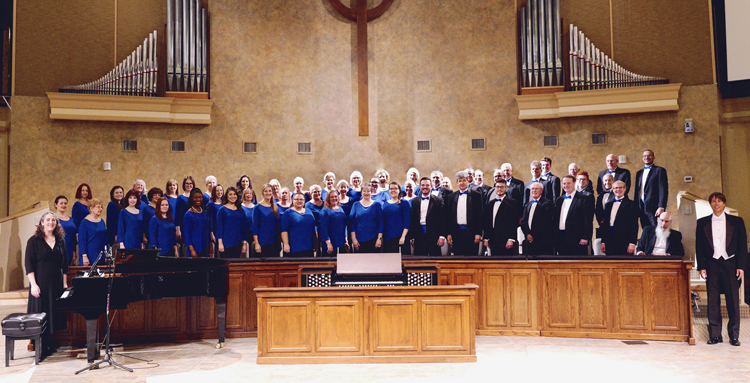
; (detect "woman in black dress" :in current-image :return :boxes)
[26,211,68,356]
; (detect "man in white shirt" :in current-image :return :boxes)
[409,177,446,256]
[555,175,594,256]
[446,171,483,256]
[636,212,684,256]
[696,192,746,346]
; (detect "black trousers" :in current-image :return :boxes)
[556,232,588,255]
[355,238,380,253]
[219,242,243,258]
[413,233,441,256]
[451,229,479,256]
[285,249,314,258]
[257,242,281,258]
[488,238,518,256]
[639,208,658,229]
[707,256,741,339]
[382,237,401,253]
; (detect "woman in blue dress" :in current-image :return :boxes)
[53,196,77,265]
[252,184,280,257]
[347,171,363,202]
[281,193,316,257]
[403,180,417,204]
[140,187,162,248]
[349,185,383,253]
[277,187,292,214]
[321,172,336,201]
[165,179,180,222]
[337,180,354,218]
[208,184,224,253]
[241,188,255,257]
[118,189,144,250]
[79,198,107,265]
[320,190,349,256]
[148,197,177,256]
[183,188,211,257]
[72,183,92,228]
[175,176,195,244]
[292,177,311,202]
[371,177,391,204]
[236,174,254,203]
[133,179,149,205]
[106,186,124,247]
[305,185,326,254]
[382,182,411,254]
[216,187,247,258]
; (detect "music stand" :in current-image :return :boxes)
[75,247,135,374]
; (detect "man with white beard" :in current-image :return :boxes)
[636,212,684,256]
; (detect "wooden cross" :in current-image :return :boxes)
[327,0,395,136]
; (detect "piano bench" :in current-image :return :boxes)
[2,313,47,367]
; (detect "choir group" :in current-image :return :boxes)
[51,149,682,264]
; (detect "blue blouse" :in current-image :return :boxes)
[349,202,383,243]
[320,207,348,250]
[148,216,176,256]
[117,209,144,249]
[280,209,316,253]
[140,204,156,236]
[372,190,392,204]
[208,202,223,233]
[72,201,89,228]
[106,201,121,245]
[59,217,78,261]
[347,188,362,203]
[277,204,290,215]
[175,195,190,227]
[183,210,210,254]
[252,204,280,247]
[167,196,178,222]
[382,200,411,241]
[78,218,107,265]
[217,207,247,248]
[242,205,255,242]
[304,201,325,231]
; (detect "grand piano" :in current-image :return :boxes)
[56,254,229,362]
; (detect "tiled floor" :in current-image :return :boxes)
[2,302,749,383]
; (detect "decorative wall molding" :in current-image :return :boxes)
[515,83,682,120]
[47,92,213,125]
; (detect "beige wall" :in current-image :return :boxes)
[5,0,730,230]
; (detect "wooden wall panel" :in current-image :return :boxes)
[578,271,608,329]
[510,271,534,327]
[651,272,681,331]
[151,298,182,332]
[266,301,313,353]
[483,271,507,327]
[226,272,245,329]
[422,299,469,351]
[370,299,419,353]
[616,272,648,330]
[193,296,217,331]
[118,300,148,332]
[545,271,577,328]
[315,300,362,353]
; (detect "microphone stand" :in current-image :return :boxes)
[76,246,134,374]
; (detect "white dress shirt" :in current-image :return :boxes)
[456,191,468,226]
[559,193,574,230]
[609,199,622,227]
[711,212,730,260]
[528,200,538,229]
[640,167,651,201]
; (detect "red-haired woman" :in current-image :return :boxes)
[148,197,178,256]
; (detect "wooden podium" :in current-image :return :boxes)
[255,284,478,364]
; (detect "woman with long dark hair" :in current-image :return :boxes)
[241,188,255,257]
[183,188,211,257]
[149,197,178,256]
[25,211,68,357]
[252,184,280,257]
[106,186,124,247]
[118,189,144,249]
[216,187,247,258]
[72,183,92,228]
[175,176,195,241]
[165,179,180,222]
[382,182,410,254]
[208,184,224,253]
[53,195,77,265]
[140,187,163,247]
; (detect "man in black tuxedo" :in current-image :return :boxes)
[474,169,492,194]
[556,175,594,255]
[696,192,746,346]
[597,153,631,197]
[430,171,452,201]
[520,182,555,255]
[600,181,639,255]
[446,171,483,256]
[524,161,550,204]
[464,168,481,192]
[410,177,446,256]
[540,157,561,200]
[634,149,668,228]
[500,163,524,203]
[483,181,521,256]
[594,173,615,253]
[636,212,684,256]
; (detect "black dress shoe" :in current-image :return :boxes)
[730,339,741,346]
[707,337,723,344]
